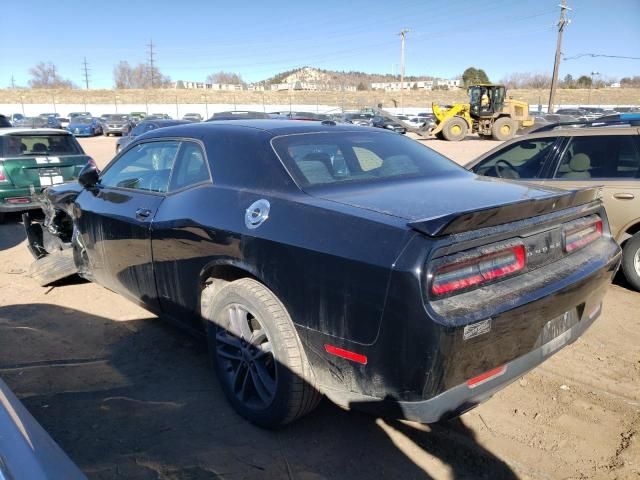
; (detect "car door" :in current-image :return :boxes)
[469,136,560,182]
[74,139,181,307]
[542,133,640,241]
[146,141,214,329]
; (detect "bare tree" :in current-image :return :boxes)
[28,62,75,88]
[500,72,551,89]
[206,71,244,85]
[113,61,171,88]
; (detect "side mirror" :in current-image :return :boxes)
[78,163,100,188]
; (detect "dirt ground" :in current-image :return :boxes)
[0,135,638,480]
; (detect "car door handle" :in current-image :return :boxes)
[613,193,635,200]
[135,208,152,219]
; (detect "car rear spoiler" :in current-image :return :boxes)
[408,187,601,237]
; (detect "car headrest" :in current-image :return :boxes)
[32,143,47,153]
[569,153,591,172]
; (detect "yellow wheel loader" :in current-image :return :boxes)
[428,84,534,141]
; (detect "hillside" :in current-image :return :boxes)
[262,66,435,87]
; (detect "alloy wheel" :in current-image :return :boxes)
[215,303,277,410]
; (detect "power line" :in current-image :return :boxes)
[562,53,640,61]
[82,57,90,89]
[548,0,570,113]
[147,39,155,88]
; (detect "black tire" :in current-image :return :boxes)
[622,233,640,291]
[435,130,445,140]
[0,212,5,224]
[204,278,321,428]
[491,117,517,141]
[442,117,468,141]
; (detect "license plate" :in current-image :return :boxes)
[39,175,64,186]
[541,309,578,355]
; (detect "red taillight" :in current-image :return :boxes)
[564,217,602,253]
[324,344,368,365]
[0,165,7,182]
[6,197,31,204]
[431,245,526,297]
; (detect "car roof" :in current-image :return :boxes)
[521,125,639,139]
[138,119,382,138]
[0,128,72,136]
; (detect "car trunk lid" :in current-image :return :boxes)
[1,155,92,188]
[308,174,596,234]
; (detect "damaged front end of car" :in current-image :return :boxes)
[23,182,85,286]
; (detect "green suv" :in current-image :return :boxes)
[0,128,93,222]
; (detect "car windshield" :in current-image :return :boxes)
[72,117,93,125]
[272,131,463,187]
[5,134,81,156]
[103,114,128,121]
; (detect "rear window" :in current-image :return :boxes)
[271,131,463,187]
[4,134,82,156]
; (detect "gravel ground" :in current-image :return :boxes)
[0,134,638,480]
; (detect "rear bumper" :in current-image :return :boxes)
[349,304,601,423]
[309,236,621,422]
[0,197,40,213]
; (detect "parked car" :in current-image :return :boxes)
[130,112,147,121]
[67,117,103,137]
[100,114,134,136]
[0,128,93,222]
[467,116,640,289]
[37,114,63,129]
[555,108,587,117]
[182,113,203,122]
[0,376,86,479]
[0,115,12,128]
[13,116,61,129]
[370,115,407,134]
[115,119,191,152]
[8,113,25,126]
[25,120,620,429]
[147,113,172,120]
[340,112,374,126]
[209,111,270,121]
[68,112,92,120]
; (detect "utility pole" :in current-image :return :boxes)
[398,29,410,113]
[82,57,90,90]
[547,0,570,113]
[588,71,600,104]
[52,64,57,83]
[147,39,155,88]
[10,75,15,89]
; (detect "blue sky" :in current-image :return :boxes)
[1,0,638,88]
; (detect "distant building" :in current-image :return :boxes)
[609,82,621,88]
[173,81,244,91]
[370,78,461,91]
[269,82,355,92]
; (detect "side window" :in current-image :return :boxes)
[169,142,211,191]
[99,141,180,192]
[473,138,556,179]
[555,136,640,180]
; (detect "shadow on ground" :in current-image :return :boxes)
[0,303,517,479]
[0,212,31,251]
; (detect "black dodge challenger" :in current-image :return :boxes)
[24,120,621,428]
